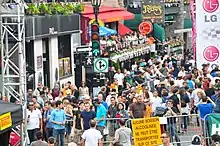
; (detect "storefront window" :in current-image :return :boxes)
[58,35,72,78]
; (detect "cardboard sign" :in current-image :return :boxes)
[132,117,162,146]
[0,112,12,131]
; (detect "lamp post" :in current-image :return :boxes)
[91,0,101,23]
[91,0,101,58]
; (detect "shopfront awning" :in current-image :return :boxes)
[118,23,133,35]
[153,24,166,42]
[124,14,142,30]
[82,6,134,23]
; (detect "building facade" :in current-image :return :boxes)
[25,15,81,89]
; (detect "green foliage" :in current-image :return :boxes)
[65,3,75,14]
[26,2,85,16]
[38,3,52,15]
[26,3,40,15]
[75,2,84,13]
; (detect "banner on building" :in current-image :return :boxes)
[196,0,220,69]
[208,114,220,135]
[190,0,196,60]
[141,0,165,23]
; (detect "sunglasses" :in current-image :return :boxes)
[29,104,34,106]
[161,136,168,139]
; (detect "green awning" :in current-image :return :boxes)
[124,14,142,30]
[153,24,165,42]
[184,19,192,29]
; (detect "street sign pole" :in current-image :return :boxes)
[94,58,109,73]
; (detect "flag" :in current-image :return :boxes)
[208,114,220,136]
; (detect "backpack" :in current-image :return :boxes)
[214,98,220,113]
[154,107,166,117]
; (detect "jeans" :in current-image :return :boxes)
[201,119,211,145]
[191,106,200,126]
[97,125,106,141]
[167,124,181,146]
[28,128,38,143]
[182,113,188,130]
[46,128,53,140]
[53,129,65,146]
[108,120,117,137]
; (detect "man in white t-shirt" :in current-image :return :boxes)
[114,69,124,86]
[81,120,103,146]
[114,69,124,93]
[27,102,42,143]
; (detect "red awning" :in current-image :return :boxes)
[82,6,134,23]
[118,23,133,35]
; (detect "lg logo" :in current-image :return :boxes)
[203,0,219,13]
[203,46,219,62]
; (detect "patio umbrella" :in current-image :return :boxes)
[89,26,117,36]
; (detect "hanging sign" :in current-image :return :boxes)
[142,0,165,23]
[0,112,12,131]
[196,0,220,69]
[139,21,153,35]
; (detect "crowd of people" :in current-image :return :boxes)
[99,31,155,55]
[20,53,220,146]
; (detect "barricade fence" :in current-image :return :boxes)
[26,114,202,145]
[124,114,202,146]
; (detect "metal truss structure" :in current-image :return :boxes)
[0,1,27,145]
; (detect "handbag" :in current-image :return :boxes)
[154,107,166,117]
[103,126,109,135]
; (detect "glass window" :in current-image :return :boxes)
[58,35,72,78]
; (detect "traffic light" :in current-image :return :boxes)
[91,22,100,57]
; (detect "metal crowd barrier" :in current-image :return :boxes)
[99,114,202,146]
[162,114,202,146]
[123,114,202,146]
[26,114,202,145]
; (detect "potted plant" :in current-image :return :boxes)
[60,4,69,15]
[74,3,84,13]
[50,2,63,15]
[65,3,75,14]
[26,3,40,15]
[38,3,52,15]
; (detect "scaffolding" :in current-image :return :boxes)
[0,0,27,145]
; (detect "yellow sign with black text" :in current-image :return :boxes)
[132,117,162,146]
[0,112,12,131]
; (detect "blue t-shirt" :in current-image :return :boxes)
[198,103,214,120]
[80,110,96,130]
[101,101,108,110]
[50,109,66,130]
[44,109,53,128]
[96,104,107,127]
[187,80,194,89]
